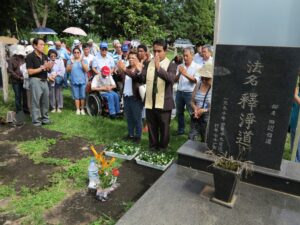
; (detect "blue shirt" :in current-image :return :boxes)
[67,59,88,85]
[92,53,115,73]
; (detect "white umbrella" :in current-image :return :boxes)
[63,27,87,36]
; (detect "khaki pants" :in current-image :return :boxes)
[30,78,50,126]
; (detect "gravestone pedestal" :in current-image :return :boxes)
[177,140,300,196]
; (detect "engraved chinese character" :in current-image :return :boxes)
[247,60,264,74]
[238,93,258,111]
[265,139,272,145]
[244,74,258,86]
[270,111,276,116]
[267,124,275,132]
[271,104,279,110]
[269,120,275,125]
[266,133,273,138]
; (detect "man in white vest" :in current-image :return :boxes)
[141,39,177,151]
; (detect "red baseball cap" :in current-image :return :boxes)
[101,66,110,76]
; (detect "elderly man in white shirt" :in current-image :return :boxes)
[175,47,200,135]
[91,66,120,118]
[194,44,213,67]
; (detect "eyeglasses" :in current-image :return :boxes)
[201,77,210,81]
[100,48,108,51]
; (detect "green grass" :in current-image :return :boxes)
[0,184,16,199]
[8,181,66,224]
[89,214,116,225]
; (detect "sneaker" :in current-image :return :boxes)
[51,109,56,113]
[80,109,86,115]
[57,108,62,113]
[76,109,81,115]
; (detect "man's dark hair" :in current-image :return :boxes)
[48,49,58,57]
[32,38,44,46]
[128,49,138,56]
[82,43,89,49]
[153,39,167,51]
[137,44,147,52]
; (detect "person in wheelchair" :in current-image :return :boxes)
[91,66,121,119]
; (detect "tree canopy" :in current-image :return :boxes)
[0,0,215,44]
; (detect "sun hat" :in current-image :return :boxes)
[13,45,26,56]
[100,42,108,49]
[88,39,94,43]
[73,39,80,45]
[101,66,110,76]
[198,63,213,78]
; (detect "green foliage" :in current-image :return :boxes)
[122,201,134,212]
[9,185,65,220]
[0,184,15,199]
[65,157,90,188]
[89,214,116,225]
[17,137,57,164]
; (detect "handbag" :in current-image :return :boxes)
[139,84,146,101]
[55,76,64,86]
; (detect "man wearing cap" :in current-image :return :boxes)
[7,45,29,114]
[91,66,120,118]
[92,42,115,75]
[174,47,200,135]
[26,38,53,126]
[88,39,99,56]
[140,39,177,151]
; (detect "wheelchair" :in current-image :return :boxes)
[85,77,123,117]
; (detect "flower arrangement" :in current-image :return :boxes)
[139,151,174,166]
[90,145,121,201]
[105,142,140,156]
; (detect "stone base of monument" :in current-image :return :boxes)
[116,164,300,225]
[177,140,300,197]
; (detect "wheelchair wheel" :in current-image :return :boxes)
[86,93,102,116]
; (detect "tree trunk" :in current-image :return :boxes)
[29,0,41,27]
[41,0,48,27]
[0,43,9,102]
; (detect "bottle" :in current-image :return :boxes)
[88,159,100,189]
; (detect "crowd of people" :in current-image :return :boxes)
[6,36,215,151]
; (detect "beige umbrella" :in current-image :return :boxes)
[63,27,87,36]
[0,36,18,45]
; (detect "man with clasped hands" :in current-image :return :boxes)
[26,38,53,126]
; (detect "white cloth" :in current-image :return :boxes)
[194,56,213,68]
[193,53,204,65]
[123,75,133,96]
[177,61,200,92]
[83,54,94,70]
[91,74,116,89]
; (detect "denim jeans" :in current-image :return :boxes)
[290,129,300,162]
[124,96,143,138]
[12,82,28,113]
[176,90,193,133]
[101,91,120,115]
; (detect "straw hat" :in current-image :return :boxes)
[198,63,213,78]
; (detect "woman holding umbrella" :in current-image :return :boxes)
[66,47,88,115]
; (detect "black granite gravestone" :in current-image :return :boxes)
[207,44,300,170]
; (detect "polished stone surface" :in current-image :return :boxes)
[206,45,300,170]
[116,164,300,225]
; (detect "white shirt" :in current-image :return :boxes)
[123,75,133,96]
[91,74,116,90]
[177,61,200,92]
[196,56,213,68]
[193,53,204,65]
[83,54,94,70]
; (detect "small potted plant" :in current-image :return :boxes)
[209,152,253,207]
